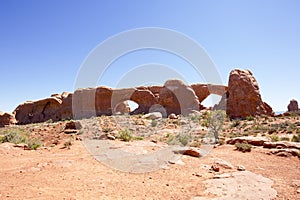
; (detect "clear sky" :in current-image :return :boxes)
[0,0,299,112]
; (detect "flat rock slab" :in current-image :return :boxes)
[194,171,277,200]
[227,136,269,146]
[263,141,300,150]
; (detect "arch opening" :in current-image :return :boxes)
[202,94,222,109]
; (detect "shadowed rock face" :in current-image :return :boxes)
[287,99,299,112]
[12,70,274,124]
[159,80,200,116]
[14,98,62,125]
[226,69,274,119]
[0,112,16,127]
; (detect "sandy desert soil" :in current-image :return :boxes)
[0,114,300,200]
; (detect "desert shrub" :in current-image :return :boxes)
[189,114,201,122]
[280,137,290,141]
[292,134,300,142]
[167,133,192,146]
[63,140,72,149]
[0,128,42,150]
[235,142,252,152]
[246,116,255,121]
[270,134,279,142]
[230,120,241,128]
[117,128,133,142]
[151,120,158,127]
[208,110,226,143]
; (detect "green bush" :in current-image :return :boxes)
[151,120,158,127]
[235,142,252,152]
[0,128,42,150]
[270,134,279,142]
[117,128,133,142]
[167,133,192,146]
[292,134,300,142]
[246,116,255,121]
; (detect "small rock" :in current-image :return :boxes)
[64,121,82,130]
[106,134,115,140]
[237,165,246,171]
[211,164,220,172]
[64,129,78,134]
[168,113,178,119]
[143,112,162,120]
[183,148,202,157]
[297,189,300,194]
[213,173,232,179]
[213,158,234,170]
[180,120,188,125]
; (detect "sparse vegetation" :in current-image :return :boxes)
[151,119,158,127]
[207,110,226,143]
[291,134,300,142]
[235,142,252,152]
[0,128,42,150]
[167,133,192,146]
[270,134,279,142]
[246,115,255,121]
[117,128,133,142]
[63,140,72,149]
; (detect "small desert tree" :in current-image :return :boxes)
[208,110,226,144]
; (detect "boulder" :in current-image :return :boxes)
[159,80,199,116]
[0,112,16,127]
[143,112,162,120]
[287,99,299,112]
[226,69,274,118]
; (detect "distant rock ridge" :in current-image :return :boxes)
[0,68,275,126]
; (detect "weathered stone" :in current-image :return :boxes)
[213,158,234,170]
[14,98,62,124]
[270,149,299,157]
[159,80,199,116]
[168,113,178,119]
[114,101,130,114]
[288,99,299,112]
[227,136,269,146]
[183,147,202,157]
[263,141,300,150]
[143,112,162,120]
[0,112,16,127]
[226,69,274,119]
[237,165,246,171]
[64,121,82,130]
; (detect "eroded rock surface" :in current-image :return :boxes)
[0,112,16,127]
[226,69,274,118]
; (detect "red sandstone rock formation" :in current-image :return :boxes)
[226,69,274,118]
[11,70,275,124]
[14,97,62,124]
[0,112,16,127]
[159,80,199,116]
[287,99,299,112]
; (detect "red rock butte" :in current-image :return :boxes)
[0,69,275,126]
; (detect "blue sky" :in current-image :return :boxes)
[0,0,299,112]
